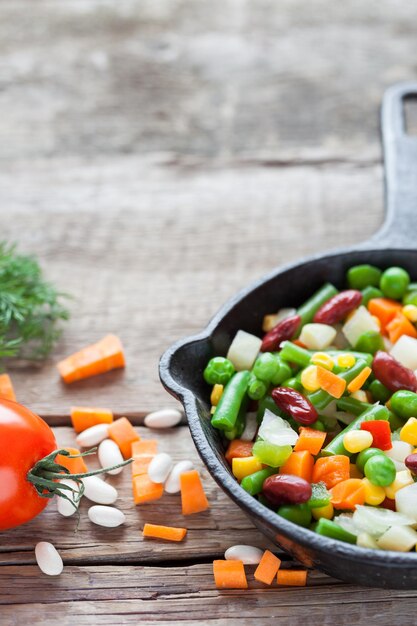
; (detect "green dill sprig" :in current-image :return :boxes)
[0,242,69,362]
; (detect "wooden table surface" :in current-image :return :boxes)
[2,1,417,624]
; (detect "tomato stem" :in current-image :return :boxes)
[26,448,132,507]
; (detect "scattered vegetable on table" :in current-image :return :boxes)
[205,264,417,553]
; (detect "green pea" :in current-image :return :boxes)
[403,290,417,307]
[361,286,383,307]
[253,352,278,383]
[368,379,391,403]
[247,374,268,400]
[203,357,235,385]
[354,330,385,354]
[278,503,312,527]
[347,264,382,290]
[390,390,417,421]
[356,447,386,474]
[270,358,292,386]
[310,420,326,432]
[364,454,396,487]
[380,267,410,300]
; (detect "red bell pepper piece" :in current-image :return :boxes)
[360,420,392,451]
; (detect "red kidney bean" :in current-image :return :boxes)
[262,474,312,507]
[372,350,417,393]
[405,454,417,475]
[261,314,301,352]
[313,289,362,325]
[271,387,318,425]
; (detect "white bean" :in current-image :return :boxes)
[164,460,194,494]
[144,408,182,429]
[98,439,124,475]
[76,423,110,447]
[148,453,173,483]
[82,476,118,504]
[35,542,63,576]
[224,545,263,564]
[57,479,81,517]
[88,505,126,528]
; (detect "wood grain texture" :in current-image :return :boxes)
[1,160,382,416]
[0,426,277,565]
[2,565,417,626]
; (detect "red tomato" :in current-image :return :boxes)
[0,399,57,530]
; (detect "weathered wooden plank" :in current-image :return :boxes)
[0,426,277,565]
[1,565,417,626]
[1,161,382,415]
[0,1,415,162]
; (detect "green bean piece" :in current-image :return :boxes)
[297,283,339,325]
[336,396,371,416]
[355,331,384,355]
[347,264,382,290]
[247,374,267,401]
[368,379,391,403]
[203,356,235,385]
[364,454,396,487]
[278,503,312,527]
[310,419,326,432]
[380,267,410,300]
[281,376,303,392]
[241,467,277,495]
[327,351,373,367]
[361,286,383,306]
[356,447,386,474]
[279,341,311,368]
[390,390,417,421]
[309,358,369,411]
[224,395,248,440]
[270,357,292,386]
[321,403,390,457]
[211,370,250,431]
[314,518,356,544]
[253,352,278,383]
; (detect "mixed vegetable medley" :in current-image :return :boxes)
[204,264,417,552]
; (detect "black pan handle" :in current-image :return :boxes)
[368,82,417,248]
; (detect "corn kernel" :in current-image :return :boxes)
[262,314,278,332]
[403,305,417,323]
[311,352,334,370]
[210,405,216,415]
[350,463,363,479]
[311,503,334,521]
[362,477,386,506]
[211,384,224,406]
[371,315,381,329]
[400,417,417,446]
[232,456,263,481]
[343,430,373,453]
[385,470,414,500]
[350,390,368,403]
[300,365,321,392]
[336,353,356,368]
